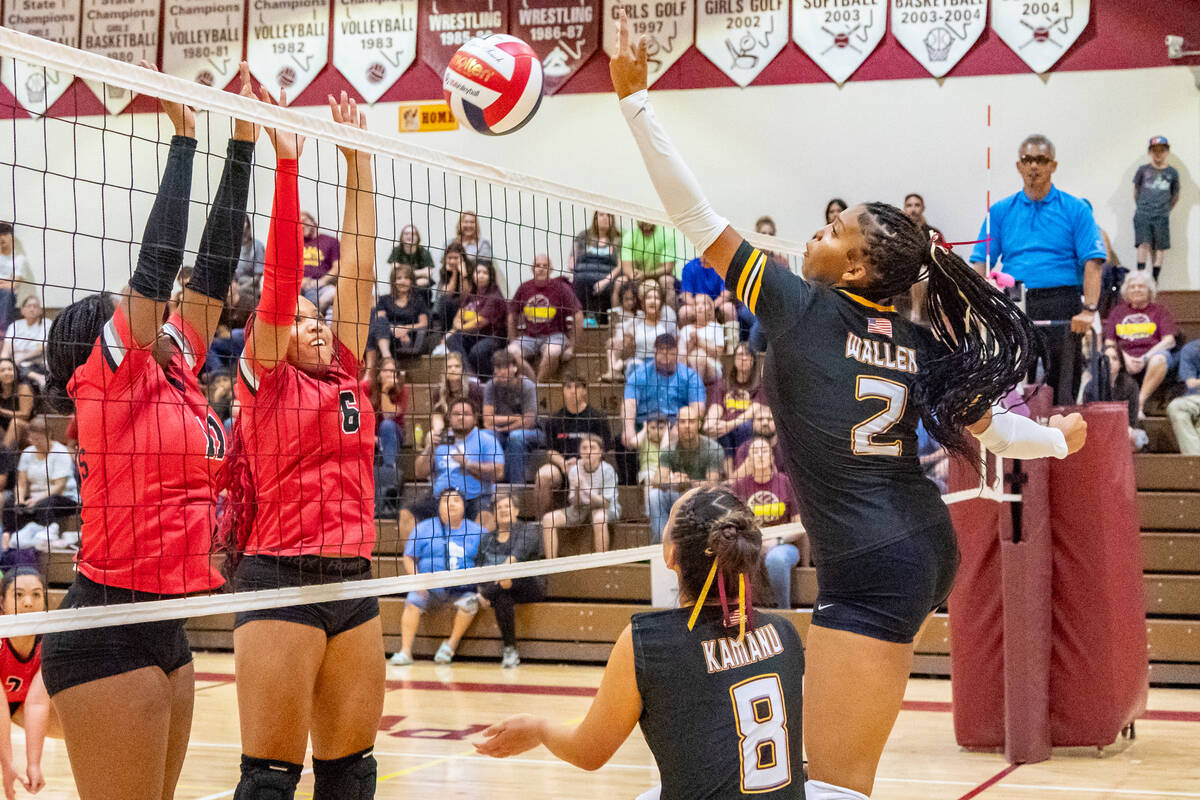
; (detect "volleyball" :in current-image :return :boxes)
[443,33,544,136]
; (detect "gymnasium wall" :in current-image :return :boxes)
[2,65,1198,307]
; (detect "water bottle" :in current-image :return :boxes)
[414,423,424,450]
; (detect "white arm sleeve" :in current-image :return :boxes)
[619,90,729,254]
[973,405,1069,460]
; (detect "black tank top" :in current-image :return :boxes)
[632,607,805,799]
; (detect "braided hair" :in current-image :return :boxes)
[45,293,116,413]
[671,487,763,606]
[855,202,1041,460]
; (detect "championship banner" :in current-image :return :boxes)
[792,0,887,84]
[79,0,159,113]
[602,1,694,88]
[332,0,417,103]
[510,0,600,95]
[419,0,508,79]
[696,0,789,87]
[890,0,987,78]
[0,0,80,115]
[991,0,1088,73]
[247,0,330,104]
[162,0,246,89]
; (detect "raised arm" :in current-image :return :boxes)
[328,92,376,358]
[182,62,260,344]
[247,90,305,371]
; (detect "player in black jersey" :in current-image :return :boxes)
[609,11,1088,799]
[476,487,805,799]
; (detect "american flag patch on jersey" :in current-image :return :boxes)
[866,318,893,337]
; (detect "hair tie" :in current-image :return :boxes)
[930,230,951,252]
[687,559,719,631]
[716,569,731,628]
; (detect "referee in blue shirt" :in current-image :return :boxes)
[970,134,1107,402]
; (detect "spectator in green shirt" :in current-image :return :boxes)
[619,221,683,307]
[645,404,722,542]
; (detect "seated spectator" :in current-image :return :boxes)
[678,295,725,383]
[204,371,234,430]
[300,210,339,314]
[0,224,34,333]
[534,372,616,517]
[602,282,672,382]
[618,220,680,307]
[394,488,486,666]
[1167,340,1200,455]
[606,282,640,337]
[645,405,722,543]
[429,352,484,445]
[729,437,804,608]
[477,493,546,668]
[234,216,265,300]
[3,417,78,545]
[507,254,581,382]
[0,359,33,457]
[483,350,542,484]
[825,198,847,225]
[636,412,673,486]
[431,241,473,333]
[678,256,739,330]
[622,333,705,453]
[570,212,623,321]
[1083,345,1148,451]
[371,263,431,364]
[363,359,408,517]
[704,343,759,458]
[412,399,504,527]
[730,405,785,480]
[541,434,620,558]
[388,224,437,302]
[448,210,492,266]
[1104,271,1177,418]
[446,260,508,378]
[1,296,47,387]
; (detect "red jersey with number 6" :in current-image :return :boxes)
[0,638,40,706]
[71,306,226,594]
[235,339,376,558]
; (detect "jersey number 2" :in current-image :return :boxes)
[730,674,791,792]
[851,376,907,457]
[339,391,361,434]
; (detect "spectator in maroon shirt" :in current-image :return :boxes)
[1104,271,1178,418]
[730,404,785,480]
[300,210,339,314]
[507,253,582,381]
[729,437,805,608]
[447,260,508,379]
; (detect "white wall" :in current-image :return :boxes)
[3,63,1198,309]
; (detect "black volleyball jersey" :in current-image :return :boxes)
[633,608,805,799]
[727,242,951,565]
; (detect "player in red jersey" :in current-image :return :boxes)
[224,93,381,800]
[39,64,261,800]
[0,568,61,800]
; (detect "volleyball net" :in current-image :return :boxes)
[0,29,1017,640]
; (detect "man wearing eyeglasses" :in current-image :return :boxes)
[969,134,1107,403]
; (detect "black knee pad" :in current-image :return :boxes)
[233,755,303,800]
[312,747,377,800]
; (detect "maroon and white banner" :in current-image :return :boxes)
[247,0,330,104]
[510,0,600,95]
[602,1,694,88]
[332,0,417,103]
[792,0,887,84]
[696,0,789,87]
[890,0,987,78]
[0,0,80,114]
[419,0,508,80]
[991,0,1088,73]
[162,0,245,89]
[80,0,160,113]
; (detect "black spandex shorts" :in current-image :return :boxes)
[41,574,193,698]
[811,522,960,644]
[233,555,379,636]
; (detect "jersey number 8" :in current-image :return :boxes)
[729,674,791,792]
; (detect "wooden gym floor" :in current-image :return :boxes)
[12,651,1200,799]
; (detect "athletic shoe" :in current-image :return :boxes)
[389,651,414,666]
[434,641,455,664]
[501,646,520,669]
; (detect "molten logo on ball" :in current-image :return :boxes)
[443,33,544,136]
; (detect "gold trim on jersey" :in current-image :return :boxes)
[735,248,767,314]
[838,289,897,313]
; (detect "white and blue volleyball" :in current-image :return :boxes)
[443,34,544,136]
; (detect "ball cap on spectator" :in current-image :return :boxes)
[1148,136,1170,149]
[654,332,678,350]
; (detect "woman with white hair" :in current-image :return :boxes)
[1104,270,1178,418]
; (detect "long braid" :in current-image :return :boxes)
[858,203,1041,460]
